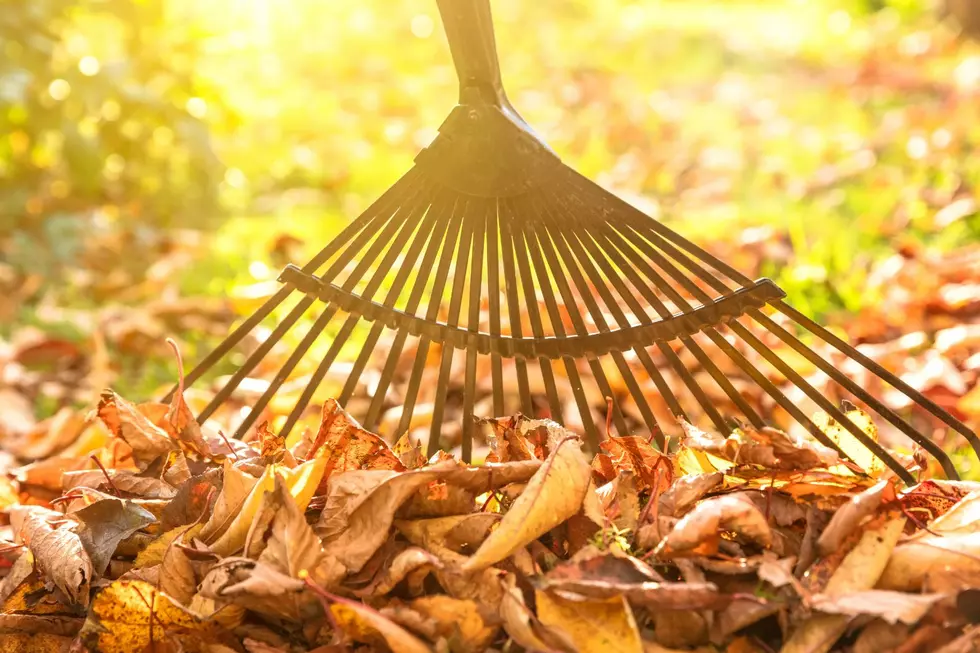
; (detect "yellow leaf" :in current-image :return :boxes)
[79,580,227,653]
[462,431,591,572]
[209,456,326,556]
[135,524,203,568]
[535,589,643,653]
[330,597,433,653]
[199,459,260,542]
[812,408,886,476]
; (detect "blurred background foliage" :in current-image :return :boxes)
[3,0,980,468]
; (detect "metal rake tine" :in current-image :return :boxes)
[539,183,741,433]
[337,194,442,407]
[427,196,478,458]
[727,319,917,483]
[274,180,433,438]
[507,193,598,443]
[197,295,315,423]
[606,217,912,474]
[232,304,340,439]
[301,167,426,275]
[775,303,980,461]
[396,192,463,440]
[525,190,661,442]
[563,168,747,289]
[460,202,491,462]
[588,217,767,428]
[161,285,294,404]
[568,223,688,421]
[361,203,445,431]
[748,308,967,475]
[507,199,565,424]
[497,195,534,415]
[165,171,430,406]
[517,191,630,436]
[486,205,505,417]
[697,327,855,459]
[613,210,971,476]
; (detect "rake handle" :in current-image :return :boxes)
[436,0,509,107]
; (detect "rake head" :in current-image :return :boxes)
[167,0,980,484]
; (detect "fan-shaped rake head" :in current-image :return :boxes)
[166,0,980,484]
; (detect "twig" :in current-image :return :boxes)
[217,429,240,461]
[91,455,120,497]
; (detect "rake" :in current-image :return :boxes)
[164,0,980,484]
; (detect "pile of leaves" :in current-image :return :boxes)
[1,357,980,653]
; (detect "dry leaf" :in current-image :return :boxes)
[463,431,591,571]
[327,593,434,653]
[653,493,771,558]
[809,590,946,625]
[97,390,176,465]
[78,579,230,653]
[9,506,94,606]
[72,497,157,575]
[535,589,643,653]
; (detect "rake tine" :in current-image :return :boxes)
[460,203,490,462]
[524,191,658,441]
[614,211,972,476]
[538,184,733,433]
[301,167,425,275]
[231,304,341,440]
[396,193,463,440]
[729,320,917,483]
[592,218,767,429]
[164,173,429,406]
[197,295,315,423]
[508,202,564,423]
[337,196,442,407]
[750,308,967,475]
[606,217,914,476]
[162,285,294,404]
[361,204,445,431]
[571,225,687,421]
[428,196,477,458]
[777,301,980,459]
[509,194,599,445]
[486,206,506,417]
[497,196,534,415]
[698,327,854,459]
[273,182,432,438]
[518,193,630,436]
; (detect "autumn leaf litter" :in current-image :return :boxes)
[0,371,979,653]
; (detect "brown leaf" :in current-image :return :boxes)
[462,431,592,572]
[198,460,261,542]
[199,558,315,623]
[97,390,177,466]
[653,493,772,558]
[163,340,213,460]
[481,415,537,463]
[658,472,724,518]
[62,469,177,500]
[311,399,405,480]
[9,506,94,606]
[680,420,839,471]
[159,468,222,532]
[400,595,498,653]
[817,480,895,556]
[878,532,980,591]
[394,513,501,556]
[781,515,906,653]
[355,547,441,597]
[256,476,327,581]
[0,613,83,637]
[320,462,467,574]
[809,590,946,625]
[598,436,672,493]
[160,524,204,606]
[72,497,157,575]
